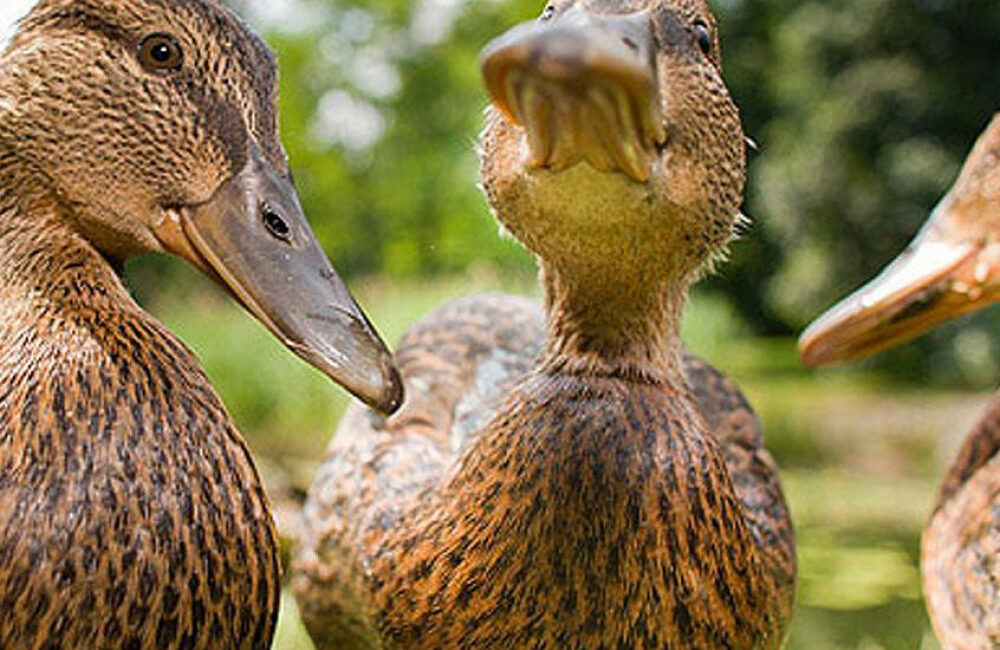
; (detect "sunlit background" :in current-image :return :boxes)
[4,0,1000,648]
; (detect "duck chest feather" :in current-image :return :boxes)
[370,374,788,649]
[0,280,280,650]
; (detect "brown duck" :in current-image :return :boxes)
[293,1,796,647]
[800,114,1000,650]
[0,0,402,648]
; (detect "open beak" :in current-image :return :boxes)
[480,8,666,182]
[154,146,403,414]
[799,115,1000,368]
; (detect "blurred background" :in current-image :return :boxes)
[5,0,1000,648]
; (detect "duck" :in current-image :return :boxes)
[800,113,1000,649]
[292,1,796,647]
[0,0,402,648]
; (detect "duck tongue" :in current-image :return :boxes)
[481,9,666,182]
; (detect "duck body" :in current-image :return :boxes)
[295,294,795,649]
[0,0,400,647]
[0,210,280,648]
[800,113,1000,648]
[923,395,1000,649]
[294,0,796,646]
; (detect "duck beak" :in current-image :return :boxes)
[799,116,1000,368]
[154,147,403,414]
[480,8,666,182]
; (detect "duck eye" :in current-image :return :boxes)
[693,21,712,56]
[138,34,183,73]
[539,5,556,21]
[261,204,292,242]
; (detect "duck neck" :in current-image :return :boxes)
[0,143,130,316]
[538,257,688,386]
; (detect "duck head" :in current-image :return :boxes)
[799,114,1000,367]
[0,0,403,413]
[480,0,746,284]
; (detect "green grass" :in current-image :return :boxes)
[138,271,988,650]
[273,590,316,650]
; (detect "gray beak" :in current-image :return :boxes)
[155,147,404,414]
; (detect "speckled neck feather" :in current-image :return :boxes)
[539,246,688,385]
[0,173,281,647]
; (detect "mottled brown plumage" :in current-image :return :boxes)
[0,1,399,648]
[0,214,281,648]
[293,1,795,648]
[800,114,1000,649]
[923,395,1000,649]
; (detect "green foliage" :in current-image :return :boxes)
[716,0,999,323]
[712,0,1000,383]
[226,0,538,279]
[213,0,1000,384]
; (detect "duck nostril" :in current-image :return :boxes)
[621,36,638,52]
[261,204,292,242]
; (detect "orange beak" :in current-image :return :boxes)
[799,114,1000,368]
